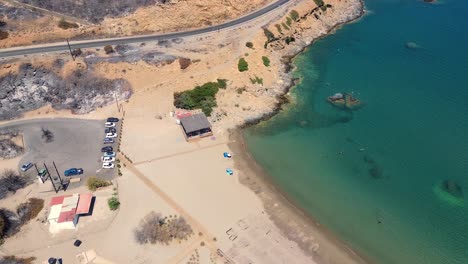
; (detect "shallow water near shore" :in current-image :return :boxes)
[244,0,468,263]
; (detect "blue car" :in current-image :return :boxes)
[64,168,83,177]
[21,162,33,172]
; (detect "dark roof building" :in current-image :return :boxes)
[180,113,213,140]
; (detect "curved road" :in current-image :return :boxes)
[0,0,290,58]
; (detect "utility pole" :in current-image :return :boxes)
[66,39,75,61]
[53,161,63,186]
[114,93,120,113]
[44,163,58,193]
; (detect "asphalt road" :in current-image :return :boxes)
[0,0,290,58]
[0,118,119,186]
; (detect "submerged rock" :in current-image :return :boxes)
[405,42,420,49]
[442,180,463,198]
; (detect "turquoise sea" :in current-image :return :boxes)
[244,0,468,263]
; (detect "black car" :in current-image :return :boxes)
[48,258,57,264]
[105,127,117,133]
[107,117,119,122]
[101,146,113,152]
[57,258,63,264]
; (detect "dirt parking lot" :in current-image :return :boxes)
[0,118,120,187]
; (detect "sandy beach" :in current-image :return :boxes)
[0,0,367,263]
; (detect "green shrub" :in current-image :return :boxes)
[238,58,249,72]
[275,24,282,34]
[282,22,289,31]
[285,36,296,45]
[263,28,276,42]
[286,17,292,27]
[108,197,120,211]
[87,177,111,191]
[0,30,8,40]
[58,19,79,29]
[262,56,270,67]
[250,76,264,85]
[314,0,325,6]
[174,80,227,116]
[245,42,253,49]
[217,79,227,89]
[290,10,300,21]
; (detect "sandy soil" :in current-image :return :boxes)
[0,0,367,263]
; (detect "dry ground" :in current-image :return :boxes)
[0,0,274,48]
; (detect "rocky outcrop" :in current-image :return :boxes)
[0,63,132,120]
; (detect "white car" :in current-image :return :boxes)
[105,122,116,128]
[105,132,117,138]
[102,162,115,169]
[104,151,116,158]
[102,156,115,163]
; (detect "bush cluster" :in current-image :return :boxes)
[290,10,300,21]
[108,196,120,211]
[57,19,79,29]
[0,30,8,40]
[262,56,270,67]
[245,42,253,49]
[16,198,44,224]
[104,45,114,54]
[0,255,36,264]
[238,58,249,72]
[0,170,27,200]
[178,58,192,70]
[87,177,111,191]
[173,79,227,116]
[134,212,193,245]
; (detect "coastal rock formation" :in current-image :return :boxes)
[0,63,132,120]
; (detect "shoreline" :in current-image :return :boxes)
[229,129,370,264]
[230,1,369,263]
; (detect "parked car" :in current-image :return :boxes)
[104,138,114,144]
[48,258,57,264]
[105,127,117,133]
[102,162,115,169]
[104,151,116,158]
[64,168,83,176]
[105,122,116,128]
[102,156,115,163]
[107,117,119,122]
[38,168,47,177]
[20,162,33,172]
[101,146,113,152]
[105,132,117,138]
[57,259,63,264]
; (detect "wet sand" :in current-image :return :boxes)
[229,129,370,264]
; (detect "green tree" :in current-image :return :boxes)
[290,10,300,21]
[238,58,249,72]
[275,24,282,34]
[262,56,270,67]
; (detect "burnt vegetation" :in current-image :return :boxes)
[18,0,167,23]
[134,212,193,245]
[0,170,28,200]
[0,63,132,120]
[41,128,54,143]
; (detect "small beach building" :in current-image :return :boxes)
[47,193,94,231]
[179,113,213,140]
